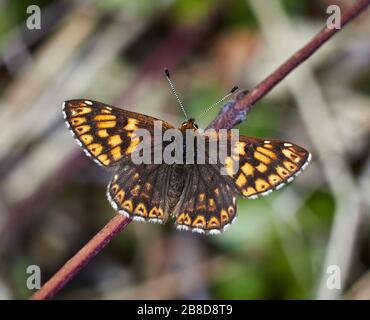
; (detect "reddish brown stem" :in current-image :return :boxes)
[30,0,370,300]
[207,0,370,131]
[30,215,131,300]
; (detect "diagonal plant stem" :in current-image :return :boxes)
[30,215,131,300]
[207,0,370,131]
[30,0,370,300]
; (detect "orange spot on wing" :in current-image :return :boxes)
[135,203,148,217]
[241,162,254,176]
[80,134,93,145]
[208,198,216,210]
[207,216,220,229]
[268,174,282,186]
[236,173,247,188]
[282,148,301,163]
[126,135,140,154]
[228,206,235,216]
[254,151,272,164]
[70,107,92,116]
[234,141,246,156]
[71,117,86,126]
[276,166,290,178]
[220,210,229,224]
[131,185,140,197]
[177,213,191,225]
[283,160,298,172]
[124,118,139,131]
[87,143,103,156]
[123,200,133,212]
[192,215,206,228]
[108,134,122,147]
[94,114,116,121]
[115,189,125,203]
[98,153,110,166]
[224,157,235,176]
[256,146,277,159]
[98,129,109,138]
[111,146,122,161]
[149,207,164,219]
[96,121,117,129]
[75,125,91,134]
[256,163,268,173]
[255,178,270,192]
[242,187,257,197]
[111,183,119,194]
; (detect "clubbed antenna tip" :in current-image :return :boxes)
[164,68,170,78]
[164,68,187,119]
[198,85,240,119]
[230,86,238,93]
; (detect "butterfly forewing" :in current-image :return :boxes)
[63,99,174,167]
[214,135,311,199]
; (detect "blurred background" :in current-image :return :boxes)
[0,0,369,300]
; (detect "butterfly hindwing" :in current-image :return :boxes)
[63,99,174,167]
[174,164,237,234]
[107,161,173,223]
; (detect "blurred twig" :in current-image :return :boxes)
[30,0,370,300]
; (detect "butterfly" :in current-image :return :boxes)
[63,99,311,235]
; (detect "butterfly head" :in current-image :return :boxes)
[180,118,199,131]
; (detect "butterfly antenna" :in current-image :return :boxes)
[198,86,239,119]
[164,68,188,120]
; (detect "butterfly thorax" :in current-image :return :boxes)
[179,118,198,131]
[177,118,197,164]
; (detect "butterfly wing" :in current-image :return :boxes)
[217,135,311,199]
[106,162,173,223]
[63,99,174,167]
[174,132,310,234]
[174,164,237,235]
